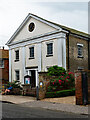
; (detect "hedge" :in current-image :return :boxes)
[45,88,75,98]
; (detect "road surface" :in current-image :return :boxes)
[1,102,88,118]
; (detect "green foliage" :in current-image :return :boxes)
[45,88,75,98]
[6,80,22,89]
[47,66,75,92]
[47,65,66,76]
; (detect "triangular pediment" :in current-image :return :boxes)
[7,13,62,45]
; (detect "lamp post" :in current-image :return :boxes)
[36,86,39,100]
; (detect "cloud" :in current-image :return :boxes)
[36,2,88,12]
[51,10,88,32]
[0,35,9,49]
[0,1,88,48]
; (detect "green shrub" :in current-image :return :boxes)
[47,65,66,76]
[6,80,22,89]
[45,88,75,98]
[47,67,75,92]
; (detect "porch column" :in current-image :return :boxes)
[62,35,66,70]
[9,48,12,82]
[37,43,42,72]
[57,38,63,67]
[58,33,66,70]
[36,70,39,87]
[22,46,26,84]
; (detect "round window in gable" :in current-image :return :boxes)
[28,22,35,32]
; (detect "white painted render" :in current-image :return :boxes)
[8,15,67,85]
[21,46,26,84]
[11,47,22,82]
[12,17,56,43]
[57,38,63,67]
[9,49,12,82]
[42,39,58,71]
[26,44,38,67]
[10,35,66,83]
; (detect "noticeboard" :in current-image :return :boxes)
[24,75,31,84]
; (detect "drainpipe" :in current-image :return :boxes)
[67,33,70,71]
[88,38,90,70]
[36,86,39,100]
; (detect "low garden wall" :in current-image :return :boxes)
[22,84,36,96]
[75,70,90,105]
[38,72,58,99]
[88,72,90,104]
[38,72,75,99]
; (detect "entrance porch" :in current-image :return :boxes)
[22,67,39,96]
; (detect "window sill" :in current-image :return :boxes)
[0,67,4,69]
[46,54,53,57]
[29,57,35,60]
[24,84,30,85]
[77,56,84,58]
[16,80,20,82]
[14,60,19,62]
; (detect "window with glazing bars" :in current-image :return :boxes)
[29,47,34,58]
[47,43,53,55]
[78,45,82,56]
[15,70,19,81]
[0,59,4,68]
[15,50,19,60]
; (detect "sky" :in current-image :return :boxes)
[0,0,89,49]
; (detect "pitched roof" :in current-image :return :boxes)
[31,13,89,38]
[6,13,89,45]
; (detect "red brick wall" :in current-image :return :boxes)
[75,71,90,105]
[75,72,83,105]
[0,59,9,84]
[3,59,9,84]
[0,49,9,58]
[0,49,9,85]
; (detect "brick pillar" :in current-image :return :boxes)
[88,72,90,104]
[39,88,46,100]
[75,72,83,105]
[38,72,52,100]
[38,72,46,100]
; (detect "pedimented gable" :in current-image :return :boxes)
[8,14,61,44]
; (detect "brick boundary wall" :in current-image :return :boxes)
[75,71,90,105]
[87,72,90,104]
[75,72,83,105]
[39,71,90,103]
[38,72,58,99]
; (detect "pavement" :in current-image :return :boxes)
[0,95,89,115]
[41,96,76,105]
